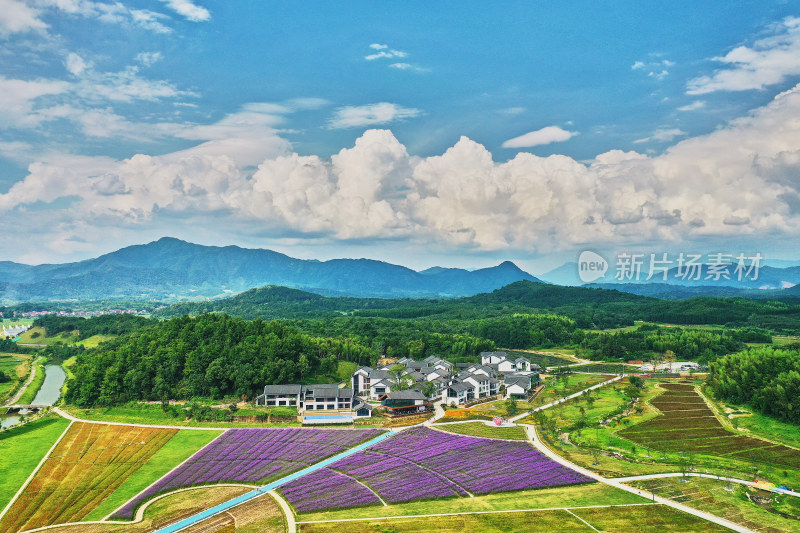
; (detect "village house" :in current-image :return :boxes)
[254,384,353,412]
[379,390,432,416]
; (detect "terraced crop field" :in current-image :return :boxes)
[0,422,177,533]
[618,383,800,469]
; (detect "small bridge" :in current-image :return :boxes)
[4,405,48,414]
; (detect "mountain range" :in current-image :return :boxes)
[0,238,541,302]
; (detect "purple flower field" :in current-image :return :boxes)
[111,427,383,519]
[278,468,381,512]
[279,426,592,512]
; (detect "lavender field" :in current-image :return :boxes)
[278,468,382,512]
[279,426,592,512]
[111,427,384,519]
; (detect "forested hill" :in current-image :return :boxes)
[153,281,800,332]
[0,237,540,301]
[65,314,378,406]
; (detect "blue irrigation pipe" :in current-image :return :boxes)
[154,430,394,533]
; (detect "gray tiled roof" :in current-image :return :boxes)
[448,381,475,393]
[384,389,427,400]
[263,384,303,395]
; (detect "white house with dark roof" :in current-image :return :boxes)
[443,381,476,405]
[254,384,353,412]
[504,375,534,399]
[481,351,508,365]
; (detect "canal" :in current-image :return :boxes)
[1,364,66,429]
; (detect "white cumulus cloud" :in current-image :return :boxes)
[502,126,577,148]
[158,0,210,22]
[3,83,800,257]
[688,16,800,94]
[0,0,47,35]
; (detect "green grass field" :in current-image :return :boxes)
[75,335,116,348]
[297,483,645,522]
[85,429,222,520]
[298,504,727,532]
[434,422,528,440]
[529,374,607,409]
[0,415,70,511]
[61,403,302,427]
[15,357,47,405]
[15,327,75,346]
[0,353,26,402]
[705,391,800,449]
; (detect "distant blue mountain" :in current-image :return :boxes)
[0,237,542,302]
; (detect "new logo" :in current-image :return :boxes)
[578,251,608,283]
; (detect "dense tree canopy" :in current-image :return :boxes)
[707,347,800,423]
[65,314,376,407]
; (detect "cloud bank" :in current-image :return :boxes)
[2,83,800,259]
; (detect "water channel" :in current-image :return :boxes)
[1,364,66,429]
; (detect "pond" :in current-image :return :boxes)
[1,364,66,428]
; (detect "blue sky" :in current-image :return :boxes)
[2,1,800,273]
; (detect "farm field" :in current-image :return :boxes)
[0,422,177,533]
[112,428,385,519]
[617,383,800,470]
[433,421,528,440]
[86,429,222,521]
[0,415,70,511]
[629,476,800,532]
[278,427,592,512]
[182,491,285,532]
[40,485,255,533]
[297,504,728,532]
[296,482,646,522]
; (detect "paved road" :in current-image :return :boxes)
[422,399,445,426]
[615,472,800,498]
[508,375,625,423]
[54,407,233,431]
[523,425,755,533]
[27,377,763,533]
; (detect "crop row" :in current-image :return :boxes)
[623,428,732,443]
[278,468,381,512]
[620,415,721,434]
[278,427,592,512]
[0,423,176,533]
[618,385,800,469]
[111,427,384,519]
